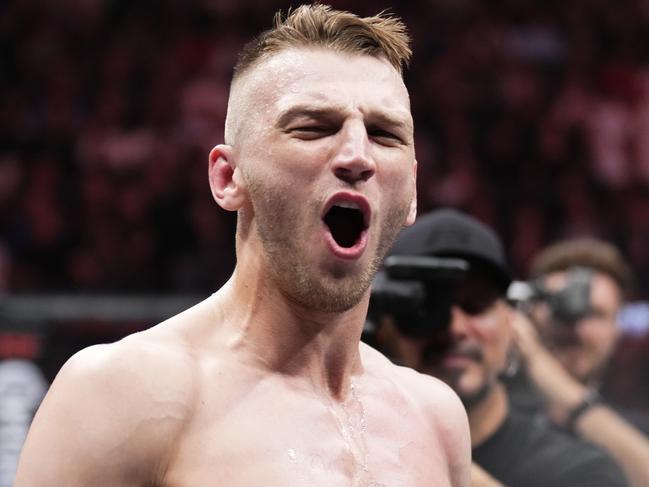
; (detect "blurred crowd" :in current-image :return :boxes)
[0,0,648,297]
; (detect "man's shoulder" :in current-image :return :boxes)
[362,343,462,406]
[52,329,197,426]
[62,294,215,403]
[62,328,196,398]
[16,327,199,485]
[361,343,468,434]
[360,344,472,486]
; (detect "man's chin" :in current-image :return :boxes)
[458,388,491,409]
[426,366,466,389]
[289,275,371,313]
[454,380,492,408]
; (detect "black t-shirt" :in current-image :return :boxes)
[507,369,649,436]
[473,410,628,487]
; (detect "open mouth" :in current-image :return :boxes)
[323,204,366,248]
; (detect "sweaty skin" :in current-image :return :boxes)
[15,49,471,487]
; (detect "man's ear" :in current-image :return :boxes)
[405,159,418,226]
[208,144,245,211]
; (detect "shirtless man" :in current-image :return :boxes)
[15,5,471,486]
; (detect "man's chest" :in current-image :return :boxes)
[161,380,451,486]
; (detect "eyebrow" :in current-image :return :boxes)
[275,104,413,133]
[276,106,342,128]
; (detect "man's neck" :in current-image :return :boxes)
[213,267,368,400]
[467,382,509,447]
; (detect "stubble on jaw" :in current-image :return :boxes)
[244,171,412,313]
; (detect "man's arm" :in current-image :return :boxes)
[513,312,649,487]
[15,337,193,487]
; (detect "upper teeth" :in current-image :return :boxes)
[335,201,360,210]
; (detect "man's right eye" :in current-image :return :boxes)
[290,126,334,138]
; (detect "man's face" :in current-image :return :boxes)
[388,272,512,407]
[230,48,417,312]
[533,271,622,384]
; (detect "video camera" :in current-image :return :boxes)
[366,255,469,338]
[507,267,594,326]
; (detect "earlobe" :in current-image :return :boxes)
[208,144,245,211]
[405,159,418,226]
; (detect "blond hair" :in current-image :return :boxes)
[232,4,412,80]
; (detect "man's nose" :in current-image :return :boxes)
[449,306,471,337]
[331,121,376,184]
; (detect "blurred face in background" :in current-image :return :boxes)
[385,270,512,408]
[533,271,622,385]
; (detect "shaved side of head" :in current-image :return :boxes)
[224,4,411,147]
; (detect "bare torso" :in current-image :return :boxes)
[160,341,451,486]
[15,296,468,487]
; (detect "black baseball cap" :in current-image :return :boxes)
[389,208,512,293]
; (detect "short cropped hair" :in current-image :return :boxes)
[530,238,633,297]
[232,4,412,80]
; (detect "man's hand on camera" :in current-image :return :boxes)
[511,311,588,426]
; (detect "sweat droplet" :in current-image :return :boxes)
[287,448,297,463]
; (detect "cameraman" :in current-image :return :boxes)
[509,238,649,487]
[370,209,627,487]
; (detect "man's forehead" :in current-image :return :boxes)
[591,273,623,306]
[236,47,411,113]
[245,46,403,79]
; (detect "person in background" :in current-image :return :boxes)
[509,238,649,487]
[372,208,627,486]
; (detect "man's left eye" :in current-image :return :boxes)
[368,129,402,144]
